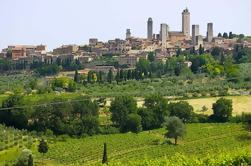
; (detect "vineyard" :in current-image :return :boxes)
[99,152,251,166]
[0,125,35,165]
[33,123,251,165]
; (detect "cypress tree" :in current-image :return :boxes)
[107,69,113,84]
[102,143,108,164]
[28,154,33,166]
[74,70,80,83]
[38,139,48,165]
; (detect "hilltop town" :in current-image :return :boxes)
[1,5,251,166]
[1,8,251,74]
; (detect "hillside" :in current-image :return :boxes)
[28,123,251,165]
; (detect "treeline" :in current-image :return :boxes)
[0,94,250,136]
[217,32,245,39]
[109,95,237,133]
[74,46,251,85]
[0,95,99,136]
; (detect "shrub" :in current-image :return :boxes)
[212,98,233,122]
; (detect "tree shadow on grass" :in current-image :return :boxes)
[236,134,251,141]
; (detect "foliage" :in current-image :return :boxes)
[31,96,99,136]
[38,139,48,154]
[126,114,142,133]
[35,64,61,76]
[168,101,193,123]
[233,45,251,63]
[102,143,108,164]
[211,98,233,122]
[139,95,169,130]
[0,94,28,129]
[110,96,137,132]
[51,77,77,92]
[163,116,186,145]
[15,149,33,166]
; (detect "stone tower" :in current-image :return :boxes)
[207,23,213,42]
[126,29,131,39]
[182,8,190,40]
[192,25,199,46]
[147,18,153,40]
[160,23,168,51]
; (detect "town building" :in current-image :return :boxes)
[196,35,204,49]
[118,55,139,67]
[89,38,98,46]
[192,25,200,46]
[53,45,79,55]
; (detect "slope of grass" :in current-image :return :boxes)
[32,123,251,165]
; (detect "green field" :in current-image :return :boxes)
[1,123,249,166]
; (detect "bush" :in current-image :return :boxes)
[168,101,193,123]
[212,98,233,122]
[99,126,120,135]
[15,149,33,166]
[125,114,142,133]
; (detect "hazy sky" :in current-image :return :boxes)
[1,0,251,51]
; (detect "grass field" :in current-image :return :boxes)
[19,123,251,165]
[184,95,251,115]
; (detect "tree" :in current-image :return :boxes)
[229,32,233,39]
[164,116,186,145]
[16,149,33,166]
[168,101,193,123]
[115,69,120,84]
[218,33,222,37]
[107,69,113,84]
[35,64,60,76]
[127,70,132,80]
[97,71,103,84]
[87,71,93,83]
[110,96,137,131]
[176,47,181,56]
[190,54,206,74]
[74,70,80,83]
[31,105,52,132]
[201,106,208,114]
[0,94,28,129]
[68,81,77,92]
[199,44,204,55]
[212,98,233,122]
[239,34,245,39]
[139,95,169,130]
[148,52,155,62]
[28,154,33,166]
[223,32,228,39]
[126,113,142,133]
[102,143,108,164]
[211,47,223,61]
[38,139,48,165]
[136,58,150,78]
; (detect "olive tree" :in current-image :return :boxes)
[164,116,186,145]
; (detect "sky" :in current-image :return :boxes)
[0,0,251,51]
